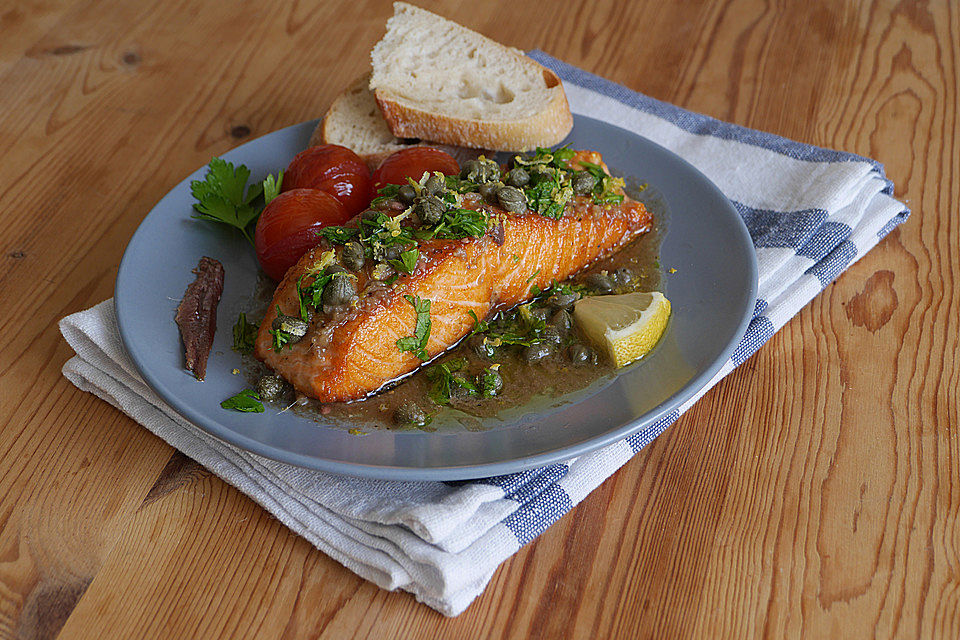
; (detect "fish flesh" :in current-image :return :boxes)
[255,165,651,402]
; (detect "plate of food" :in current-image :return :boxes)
[115,3,757,480]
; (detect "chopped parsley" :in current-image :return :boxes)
[427,358,478,405]
[396,295,432,360]
[220,389,264,412]
[231,313,258,354]
[389,248,419,274]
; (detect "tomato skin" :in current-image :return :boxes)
[254,189,349,281]
[282,145,372,217]
[371,148,460,192]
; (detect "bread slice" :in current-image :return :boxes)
[313,74,489,170]
[311,74,421,169]
[369,2,572,151]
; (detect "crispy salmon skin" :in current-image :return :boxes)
[255,152,652,402]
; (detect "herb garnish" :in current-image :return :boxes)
[220,389,265,412]
[396,295,432,360]
[427,358,478,405]
[578,160,625,205]
[389,248,419,274]
[189,158,282,244]
[231,313,258,354]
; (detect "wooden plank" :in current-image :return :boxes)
[0,0,956,638]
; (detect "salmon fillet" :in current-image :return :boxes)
[255,159,652,402]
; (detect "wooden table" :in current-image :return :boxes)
[1,0,956,637]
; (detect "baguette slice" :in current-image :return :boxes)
[311,74,421,170]
[313,74,488,170]
[369,2,572,151]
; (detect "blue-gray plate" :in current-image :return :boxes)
[115,115,757,480]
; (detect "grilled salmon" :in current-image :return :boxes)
[255,152,652,402]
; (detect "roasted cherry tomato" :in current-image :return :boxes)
[282,144,372,217]
[371,147,460,192]
[254,189,349,281]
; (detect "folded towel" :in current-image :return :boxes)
[59,51,908,616]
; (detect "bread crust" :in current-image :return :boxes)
[374,69,572,152]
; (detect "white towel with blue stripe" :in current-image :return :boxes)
[58,51,908,616]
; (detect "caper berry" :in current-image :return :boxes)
[548,309,573,334]
[257,374,287,401]
[522,341,555,363]
[394,401,428,428]
[505,167,530,188]
[611,267,635,287]
[478,181,500,204]
[324,264,348,276]
[546,292,578,310]
[541,325,563,346]
[496,185,527,213]
[413,195,445,225]
[572,170,598,195]
[469,334,496,358]
[585,272,615,293]
[397,184,417,205]
[424,173,445,196]
[478,368,503,397]
[567,344,594,366]
[341,242,365,271]
[322,273,357,307]
[272,314,308,341]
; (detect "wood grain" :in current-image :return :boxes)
[0,0,957,638]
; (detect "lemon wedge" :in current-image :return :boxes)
[573,291,671,367]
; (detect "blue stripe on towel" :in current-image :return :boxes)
[527,50,893,190]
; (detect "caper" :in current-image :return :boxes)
[567,344,595,366]
[478,181,500,204]
[522,341,555,363]
[496,185,527,213]
[272,314,308,341]
[424,173,445,196]
[611,267,635,288]
[324,264,348,276]
[505,167,529,188]
[381,245,401,262]
[585,272,615,293]
[469,334,496,358]
[478,368,503,397]
[360,209,380,223]
[527,164,555,184]
[257,374,287,401]
[541,325,562,346]
[321,273,357,307]
[460,158,500,183]
[413,195,445,225]
[341,242,365,271]
[394,401,428,428]
[397,184,417,205]
[546,292,578,310]
[572,170,597,195]
[548,309,573,334]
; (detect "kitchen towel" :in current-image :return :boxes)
[59,51,909,616]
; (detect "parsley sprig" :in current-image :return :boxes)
[189,158,282,244]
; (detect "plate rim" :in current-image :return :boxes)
[115,116,758,480]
